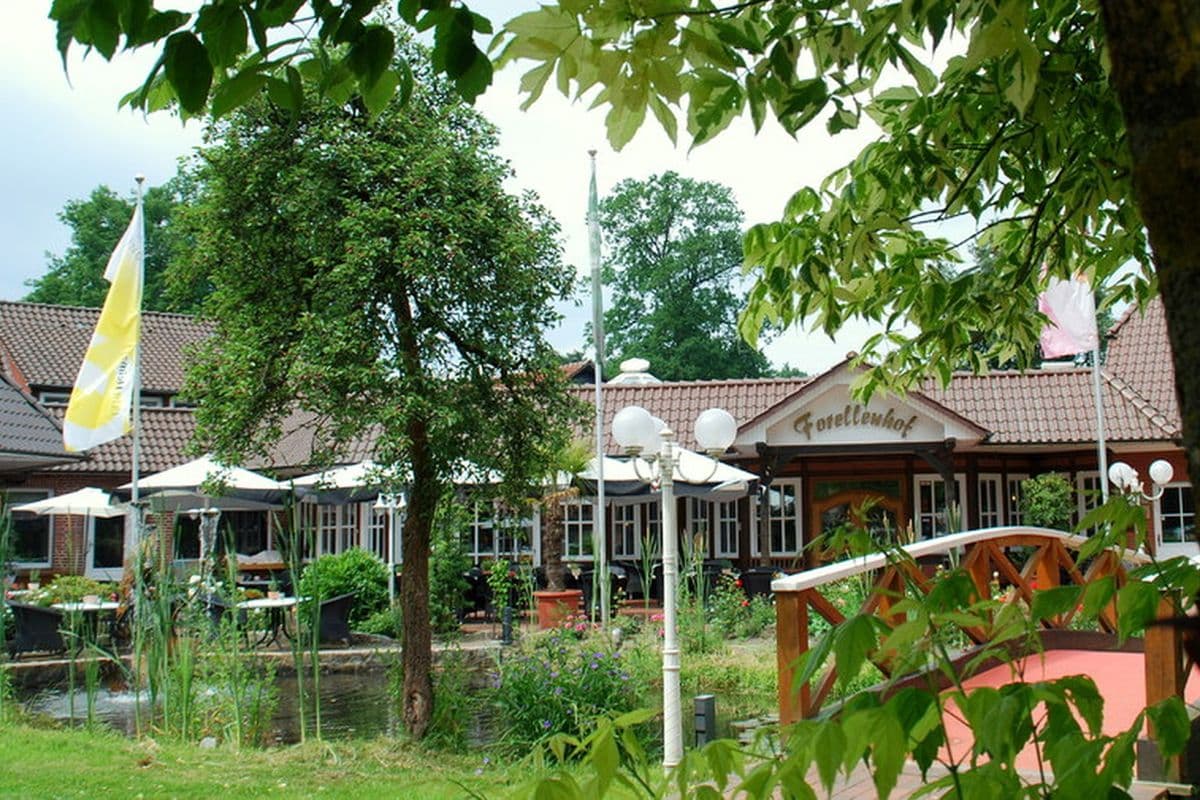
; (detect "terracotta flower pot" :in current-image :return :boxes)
[533,589,583,629]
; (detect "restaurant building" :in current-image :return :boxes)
[0,297,1189,579]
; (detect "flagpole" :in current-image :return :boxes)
[1092,346,1109,503]
[588,150,609,628]
[130,174,146,546]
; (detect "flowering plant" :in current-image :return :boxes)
[491,631,638,752]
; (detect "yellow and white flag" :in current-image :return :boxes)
[63,204,144,452]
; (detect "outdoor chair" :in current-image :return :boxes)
[739,567,776,600]
[461,567,490,621]
[317,592,356,645]
[579,566,628,617]
[7,602,66,658]
[204,595,248,639]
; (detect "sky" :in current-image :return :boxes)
[0,3,889,376]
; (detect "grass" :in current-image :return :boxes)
[0,722,529,799]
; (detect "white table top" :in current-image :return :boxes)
[53,601,119,612]
[237,596,299,610]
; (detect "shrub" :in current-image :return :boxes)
[709,574,775,639]
[1021,472,1075,529]
[358,606,403,638]
[429,501,471,635]
[492,632,639,752]
[297,548,388,627]
[39,575,116,606]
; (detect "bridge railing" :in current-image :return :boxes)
[773,526,1155,724]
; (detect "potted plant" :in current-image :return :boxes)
[533,440,591,628]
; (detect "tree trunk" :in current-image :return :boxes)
[400,421,436,739]
[1099,2,1200,544]
[540,488,574,591]
[395,287,434,739]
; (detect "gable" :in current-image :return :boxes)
[736,363,988,450]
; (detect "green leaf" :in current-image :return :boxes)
[163,31,213,113]
[360,68,399,115]
[605,100,647,152]
[811,721,845,790]
[346,25,394,89]
[1115,580,1160,641]
[211,70,267,117]
[197,3,248,69]
[1080,576,1116,621]
[1147,697,1191,757]
[833,614,877,690]
[126,10,190,47]
[1030,585,1081,621]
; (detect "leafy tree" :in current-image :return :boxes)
[492,1,1200,513]
[597,172,769,381]
[171,51,579,739]
[24,179,206,312]
[49,0,494,117]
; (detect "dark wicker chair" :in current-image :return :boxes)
[579,565,628,617]
[462,567,490,621]
[317,592,356,645]
[739,567,776,600]
[7,602,66,658]
[205,595,247,637]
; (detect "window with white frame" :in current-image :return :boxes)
[562,499,594,560]
[317,505,357,554]
[1075,471,1102,534]
[686,498,711,561]
[978,475,1003,528]
[8,489,52,567]
[364,503,389,561]
[914,475,966,538]
[714,499,739,558]
[37,390,70,406]
[633,501,661,558]
[768,480,802,555]
[612,503,639,558]
[466,501,496,561]
[495,510,536,559]
[1006,474,1029,525]
[1158,484,1194,545]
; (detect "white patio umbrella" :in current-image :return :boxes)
[122,455,286,581]
[12,487,127,575]
[578,451,757,497]
[124,454,285,501]
[11,487,126,518]
[292,460,405,503]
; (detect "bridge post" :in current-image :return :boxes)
[1139,595,1190,782]
[776,589,809,725]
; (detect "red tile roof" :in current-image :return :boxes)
[1104,298,1178,432]
[924,368,1176,444]
[0,374,81,469]
[0,296,1182,477]
[572,377,808,451]
[44,407,197,474]
[0,302,213,394]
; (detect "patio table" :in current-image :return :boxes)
[52,601,120,645]
[237,596,299,647]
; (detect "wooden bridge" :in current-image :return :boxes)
[772,526,1196,781]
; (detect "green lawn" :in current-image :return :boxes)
[0,723,525,799]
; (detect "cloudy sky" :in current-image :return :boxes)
[1,3,889,375]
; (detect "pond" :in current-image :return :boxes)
[21,670,496,745]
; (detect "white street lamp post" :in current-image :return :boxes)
[612,405,736,770]
[1108,459,1174,502]
[1108,459,1174,552]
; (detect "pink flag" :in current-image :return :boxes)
[1039,274,1099,358]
